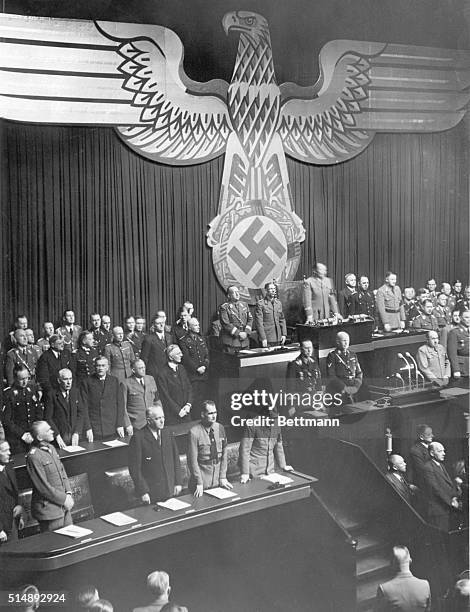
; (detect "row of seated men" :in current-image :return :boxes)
[0,399,293,538]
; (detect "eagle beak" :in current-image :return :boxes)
[222,12,240,35]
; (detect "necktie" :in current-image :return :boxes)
[209,428,218,461]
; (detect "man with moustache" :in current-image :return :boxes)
[376,271,406,332]
[416,330,450,387]
[254,282,287,347]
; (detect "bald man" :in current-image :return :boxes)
[129,405,182,504]
[422,442,459,531]
[416,331,450,387]
[303,262,340,322]
[385,455,417,505]
[326,331,363,407]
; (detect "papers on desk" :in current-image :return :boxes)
[157,498,192,512]
[260,473,294,485]
[54,525,93,538]
[205,487,239,500]
[102,439,127,447]
[100,512,137,526]
[440,387,469,397]
[62,445,86,452]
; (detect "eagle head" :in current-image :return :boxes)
[222,11,269,44]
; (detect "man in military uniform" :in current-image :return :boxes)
[56,309,82,352]
[4,329,39,387]
[188,401,232,496]
[303,262,340,322]
[104,326,135,382]
[37,322,55,354]
[74,330,99,385]
[179,318,209,415]
[412,299,440,332]
[88,313,108,354]
[254,282,287,347]
[218,285,253,352]
[338,273,359,318]
[124,316,143,359]
[416,331,450,387]
[403,287,421,327]
[426,278,438,306]
[286,340,322,415]
[3,364,43,454]
[326,331,363,407]
[357,276,376,322]
[448,310,470,378]
[26,421,74,532]
[375,271,406,331]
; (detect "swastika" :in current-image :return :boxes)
[228,216,286,287]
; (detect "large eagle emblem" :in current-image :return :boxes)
[0,11,468,293]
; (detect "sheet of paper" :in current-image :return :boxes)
[102,439,128,447]
[205,487,239,500]
[54,525,93,538]
[62,445,85,452]
[100,512,138,526]
[157,498,192,511]
[260,473,294,485]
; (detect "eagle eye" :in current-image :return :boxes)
[244,16,256,26]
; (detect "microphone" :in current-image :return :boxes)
[397,353,412,388]
[406,352,424,388]
[395,372,405,388]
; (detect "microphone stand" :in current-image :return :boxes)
[398,353,412,390]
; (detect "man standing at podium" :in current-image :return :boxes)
[326,331,363,407]
[26,421,74,532]
[254,282,287,347]
[303,263,340,323]
[219,285,253,352]
[376,271,406,332]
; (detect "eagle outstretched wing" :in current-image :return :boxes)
[279,40,470,165]
[0,13,232,164]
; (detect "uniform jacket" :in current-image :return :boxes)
[447,324,470,375]
[73,346,99,383]
[422,460,459,531]
[104,341,135,382]
[121,375,159,430]
[239,424,287,477]
[403,300,421,326]
[81,374,125,439]
[141,331,174,382]
[56,324,82,352]
[89,327,109,355]
[219,300,253,350]
[432,305,452,327]
[376,284,405,329]
[2,383,43,453]
[302,275,339,320]
[286,355,322,394]
[357,289,377,320]
[45,386,89,440]
[4,346,39,386]
[128,426,182,499]
[188,422,228,489]
[416,344,450,381]
[326,348,363,392]
[254,297,286,344]
[375,571,431,612]
[36,348,73,396]
[125,331,145,359]
[156,365,193,425]
[179,332,210,381]
[338,287,360,318]
[26,442,72,521]
[0,463,19,535]
[411,314,439,332]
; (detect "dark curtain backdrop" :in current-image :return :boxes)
[1,120,468,336]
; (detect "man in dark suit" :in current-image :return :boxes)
[141,314,173,382]
[0,440,24,544]
[422,442,460,531]
[81,356,126,441]
[45,368,91,448]
[36,335,73,398]
[121,359,159,434]
[129,404,182,504]
[157,345,192,425]
[385,455,417,505]
[408,424,433,491]
[375,546,431,611]
[338,273,360,318]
